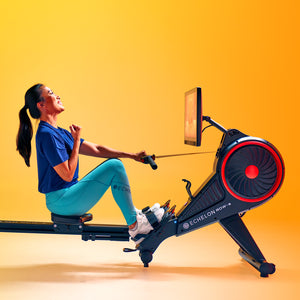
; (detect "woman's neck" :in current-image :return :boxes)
[40,114,58,128]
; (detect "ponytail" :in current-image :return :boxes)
[16,106,33,167]
[16,83,44,167]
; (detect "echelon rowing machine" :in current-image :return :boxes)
[135,88,285,277]
[0,87,284,278]
[135,125,284,277]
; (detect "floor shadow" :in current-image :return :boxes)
[0,261,297,283]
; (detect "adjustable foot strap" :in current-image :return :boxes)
[142,207,160,230]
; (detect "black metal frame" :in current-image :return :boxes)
[0,219,129,241]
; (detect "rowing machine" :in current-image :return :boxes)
[135,115,285,277]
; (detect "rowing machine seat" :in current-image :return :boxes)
[51,213,93,225]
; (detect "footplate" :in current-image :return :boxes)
[136,201,178,267]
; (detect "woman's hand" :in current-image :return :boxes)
[54,124,81,182]
[133,150,147,162]
[69,124,81,141]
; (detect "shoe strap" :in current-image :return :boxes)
[144,210,160,230]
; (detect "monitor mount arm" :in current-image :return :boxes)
[203,116,228,134]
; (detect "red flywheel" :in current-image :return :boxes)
[221,140,285,202]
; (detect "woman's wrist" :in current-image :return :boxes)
[122,152,136,160]
[74,138,81,147]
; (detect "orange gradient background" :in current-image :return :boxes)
[0,1,299,299]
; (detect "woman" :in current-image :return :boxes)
[16,83,164,243]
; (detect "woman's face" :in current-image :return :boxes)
[39,86,65,115]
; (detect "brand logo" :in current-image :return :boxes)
[183,223,190,230]
[113,184,131,193]
[182,202,232,230]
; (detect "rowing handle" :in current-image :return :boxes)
[141,155,157,170]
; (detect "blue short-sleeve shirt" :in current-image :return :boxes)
[36,121,84,193]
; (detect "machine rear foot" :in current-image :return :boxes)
[238,248,276,277]
[259,262,276,278]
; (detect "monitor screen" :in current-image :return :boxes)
[184,87,202,146]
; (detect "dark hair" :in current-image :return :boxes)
[16,83,44,167]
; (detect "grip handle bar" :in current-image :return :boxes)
[141,155,157,170]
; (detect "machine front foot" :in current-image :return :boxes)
[238,248,276,277]
[140,250,153,268]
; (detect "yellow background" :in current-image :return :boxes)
[1,0,298,223]
[0,1,299,299]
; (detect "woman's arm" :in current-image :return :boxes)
[79,141,146,162]
[53,125,81,182]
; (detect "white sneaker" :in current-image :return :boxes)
[152,206,164,222]
[135,203,164,222]
[129,213,153,244]
[130,204,165,244]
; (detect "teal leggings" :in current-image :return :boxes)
[46,159,137,225]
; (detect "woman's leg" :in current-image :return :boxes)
[46,159,136,225]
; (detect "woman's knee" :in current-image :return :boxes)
[84,158,128,186]
[104,158,125,170]
[99,158,127,178]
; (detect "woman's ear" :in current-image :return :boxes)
[36,102,44,112]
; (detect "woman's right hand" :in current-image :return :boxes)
[55,124,82,182]
[133,150,147,162]
[69,124,81,141]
